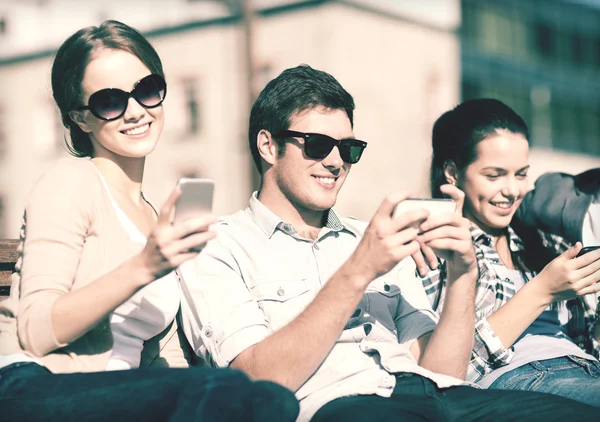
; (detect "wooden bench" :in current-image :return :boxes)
[0,239,18,302]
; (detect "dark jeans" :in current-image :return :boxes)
[0,362,299,422]
[489,356,600,407]
[312,373,597,422]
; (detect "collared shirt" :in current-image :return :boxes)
[582,203,600,247]
[179,193,468,422]
[422,223,600,383]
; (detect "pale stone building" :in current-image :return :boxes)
[0,0,597,238]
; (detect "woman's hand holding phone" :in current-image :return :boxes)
[413,185,476,277]
[533,243,600,303]
[137,185,217,283]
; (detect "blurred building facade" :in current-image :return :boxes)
[461,0,600,175]
[0,0,597,238]
[0,0,461,237]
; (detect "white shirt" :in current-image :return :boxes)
[582,203,600,246]
[95,166,180,371]
[179,193,470,422]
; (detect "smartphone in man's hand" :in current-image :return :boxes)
[393,198,456,231]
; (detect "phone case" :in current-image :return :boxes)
[174,178,215,224]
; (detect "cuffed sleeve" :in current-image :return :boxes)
[178,233,271,368]
[395,262,438,347]
[467,317,515,382]
[17,160,95,356]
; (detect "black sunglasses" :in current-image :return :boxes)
[273,130,367,164]
[77,74,167,121]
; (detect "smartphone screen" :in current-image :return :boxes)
[174,178,215,224]
[392,198,456,230]
[577,246,600,258]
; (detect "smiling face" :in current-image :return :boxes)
[263,106,354,217]
[71,48,164,159]
[459,130,530,235]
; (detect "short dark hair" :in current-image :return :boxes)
[430,98,529,198]
[248,64,355,173]
[51,20,164,157]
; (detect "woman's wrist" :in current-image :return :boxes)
[524,275,553,307]
[126,253,157,288]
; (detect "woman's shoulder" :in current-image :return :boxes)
[31,157,101,196]
[26,157,104,215]
[39,157,97,181]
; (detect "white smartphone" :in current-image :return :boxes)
[392,198,456,230]
[173,178,215,225]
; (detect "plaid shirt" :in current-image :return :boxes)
[422,223,600,383]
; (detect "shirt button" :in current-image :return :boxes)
[204,328,213,338]
[313,243,320,250]
[277,288,285,297]
[364,323,372,336]
[384,284,390,292]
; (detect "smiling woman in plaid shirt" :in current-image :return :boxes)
[422,98,600,407]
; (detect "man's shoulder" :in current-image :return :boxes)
[214,209,251,232]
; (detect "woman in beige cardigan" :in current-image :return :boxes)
[0,20,298,421]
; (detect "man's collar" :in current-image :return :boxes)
[248,192,283,238]
[248,192,358,238]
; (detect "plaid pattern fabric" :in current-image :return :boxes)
[422,223,600,383]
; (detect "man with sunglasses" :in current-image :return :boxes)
[178,65,597,421]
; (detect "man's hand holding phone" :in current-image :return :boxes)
[345,192,427,287]
[394,185,476,278]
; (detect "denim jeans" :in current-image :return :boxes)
[489,355,600,408]
[311,373,597,421]
[0,362,299,421]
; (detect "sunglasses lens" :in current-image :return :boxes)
[304,135,336,159]
[89,89,128,120]
[135,75,166,108]
[340,141,365,164]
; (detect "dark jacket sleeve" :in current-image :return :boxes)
[515,168,600,243]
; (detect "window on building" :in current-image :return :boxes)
[461,80,480,101]
[535,23,555,59]
[461,1,478,42]
[570,32,584,64]
[0,196,5,238]
[184,80,200,136]
[0,108,6,159]
[581,108,600,156]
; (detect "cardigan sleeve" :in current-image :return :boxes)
[17,159,98,357]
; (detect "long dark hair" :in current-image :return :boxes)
[51,20,164,157]
[430,98,558,275]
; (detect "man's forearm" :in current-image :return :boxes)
[418,267,477,380]
[231,264,369,392]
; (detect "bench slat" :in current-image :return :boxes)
[0,239,19,263]
[0,239,18,298]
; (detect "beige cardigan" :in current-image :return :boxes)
[0,158,194,373]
